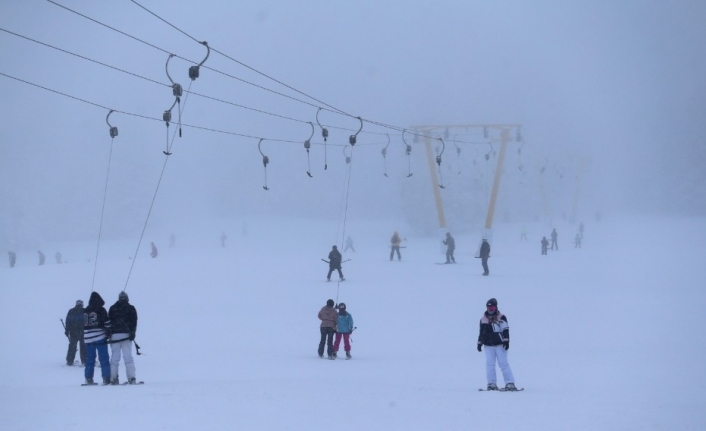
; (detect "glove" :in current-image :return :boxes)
[129,331,135,341]
[503,341,509,350]
[477,344,482,352]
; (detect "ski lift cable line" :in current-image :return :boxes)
[46,0,451,141]
[129,0,351,118]
[127,0,448,139]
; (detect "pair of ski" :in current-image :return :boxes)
[81,381,144,386]
[478,387,524,392]
[436,262,457,265]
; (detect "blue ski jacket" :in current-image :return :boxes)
[336,312,354,333]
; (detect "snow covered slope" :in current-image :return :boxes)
[1,216,705,430]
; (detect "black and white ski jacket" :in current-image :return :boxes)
[477,311,509,347]
[83,292,111,344]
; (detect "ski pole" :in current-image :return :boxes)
[60,318,68,339]
[134,340,142,355]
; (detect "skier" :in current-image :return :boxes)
[220,232,228,247]
[550,228,558,251]
[477,298,517,391]
[480,239,491,276]
[389,231,402,261]
[344,236,355,253]
[55,252,63,264]
[8,251,16,268]
[326,245,345,281]
[83,291,111,385]
[541,236,549,255]
[38,250,45,265]
[574,232,582,248]
[169,233,176,248]
[443,232,455,263]
[318,299,338,359]
[579,222,585,239]
[333,303,354,359]
[108,291,138,385]
[65,300,86,366]
[520,225,528,242]
[150,242,158,258]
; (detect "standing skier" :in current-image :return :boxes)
[480,239,491,276]
[344,236,355,253]
[83,291,111,385]
[108,291,138,385]
[333,303,354,359]
[541,236,549,255]
[38,250,45,265]
[520,225,528,242]
[389,231,402,261]
[150,242,158,258]
[574,232,582,248]
[65,300,86,366]
[550,228,558,251]
[220,231,228,247]
[318,299,338,359]
[8,250,16,268]
[443,232,456,263]
[477,298,517,391]
[326,245,345,282]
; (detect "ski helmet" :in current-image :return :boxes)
[338,302,346,310]
[486,298,497,307]
[119,291,129,302]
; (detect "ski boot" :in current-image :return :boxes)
[504,383,517,391]
[102,377,111,385]
[110,378,120,385]
[487,383,499,391]
[332,352,337,358]
[84,378,94,385]
[346,351,352,359]
[128,378,138,385]
[328,354,335,360]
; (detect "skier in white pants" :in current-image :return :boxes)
[477,298,517,391]
[108,291,138,384]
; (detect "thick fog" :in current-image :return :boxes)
[1,0,705,248]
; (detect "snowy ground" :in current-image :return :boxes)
[1,215,705,430]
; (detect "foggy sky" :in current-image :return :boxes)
[1,0,705,246]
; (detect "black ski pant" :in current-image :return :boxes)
[390,246,401,260]
[327,265,343,280]
[318,327,335,357]
[542,247,547,255]
[446,248,455,263]
[481,257,489,274]
[66,332,86,364]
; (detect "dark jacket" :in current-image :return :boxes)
[480,241,490,258]
[477,311,509,347]
[109,300,138,335]
[443,235,455,250]
[65,305,85,334]
[328,249,342,267]
[83,292,111,343]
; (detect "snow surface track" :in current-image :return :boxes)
[1,216,705,430]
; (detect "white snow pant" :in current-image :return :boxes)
[110,338,136,381]
[484,344,514,385]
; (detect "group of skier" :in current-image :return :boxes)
[317,299,355,360]
[540,222,585,254]
[63,291,139,386]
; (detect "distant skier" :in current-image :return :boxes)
[108,291,138,385]
[150,242,158,258]
[550,228,558,251]
[333,302,354,359]
[344,236,355,253]
[477,298,517,391]
[480,239,491,276]
[443,232,456,263]
[574,233,582,248]
[8,251,16,268]
[169,233,176,248]
[220,232,228,247]
[389,231,402,261]
[318,299,338,359]
[541,237,549,255]
[65,300,86,366]
[83,291,111,385]
[579,222,585,239]
[520,225,528,242]
[326,245,345,282]
[55,252,63,264]
[38,250,45,265]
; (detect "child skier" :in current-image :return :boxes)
[333,303,354,359]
